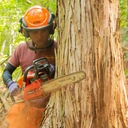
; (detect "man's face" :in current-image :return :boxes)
[29,28,50,48]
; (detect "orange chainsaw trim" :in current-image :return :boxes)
[24,79,43,101]
[18,71,50,101]
[6,102,45,128]
[18,72,34,88]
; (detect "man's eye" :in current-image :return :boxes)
[30,31,38,34]
[41,28,47,32]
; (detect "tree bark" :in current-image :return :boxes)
[41,0,128,128]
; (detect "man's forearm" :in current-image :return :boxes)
[2,63,16,86]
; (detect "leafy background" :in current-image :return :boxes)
[120,0,128,77]
[0,0,128,85]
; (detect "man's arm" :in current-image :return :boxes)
[2,63,19,96]
[2,63,16,85]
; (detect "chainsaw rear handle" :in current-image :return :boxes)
[33,57,50,66]
[33,58,50,73]
[23,57,50,83]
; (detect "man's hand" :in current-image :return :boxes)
[49,64,55,78]
[8,81,19,96]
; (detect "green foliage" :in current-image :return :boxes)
[119,0,128,77]
[120,0,128,27]
[120,0,128,44]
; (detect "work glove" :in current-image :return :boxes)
[7,81,19,96]
[37,63,55,79]
[48,64,55,79]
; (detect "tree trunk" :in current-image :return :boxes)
[41,0,128,128]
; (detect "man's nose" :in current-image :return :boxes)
[37,30,44,38]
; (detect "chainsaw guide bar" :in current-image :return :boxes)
[42,71,86,93]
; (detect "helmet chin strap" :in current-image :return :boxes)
[25,38,53,51]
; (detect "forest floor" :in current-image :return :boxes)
[0,85,15,128]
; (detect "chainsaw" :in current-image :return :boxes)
[18,57,86,101]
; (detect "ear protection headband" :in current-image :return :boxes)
[18,13,56,38]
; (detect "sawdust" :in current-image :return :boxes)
[0,84,49,128]
[6,102,44,128]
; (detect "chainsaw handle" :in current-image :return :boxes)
[33,57,50,71]
[33,57,50,78]
[23,57,51,83]
[33,57,50,65]
[23,65,34,82]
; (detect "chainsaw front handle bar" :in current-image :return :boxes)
[23,65,34,82]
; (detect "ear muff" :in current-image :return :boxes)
[18,17,30,38]
[49,13,56,34]
[18,13,56,37]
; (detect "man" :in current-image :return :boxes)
[2,5,57,96]
[2,5,57,128]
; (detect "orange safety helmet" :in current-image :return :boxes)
[19,5,56,37]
